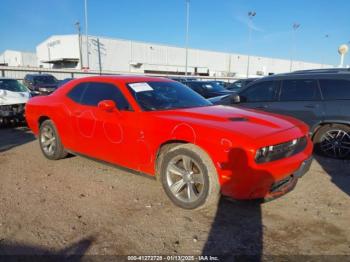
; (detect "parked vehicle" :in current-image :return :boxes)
[58,78,74,88]
[226,78,258,91]
[183,80,234,98]
[0,78,31,125]
[210,70,350,159]
[210,80,231,88]
[23,74,59,95]
[169,77,198,83]
[26,76,312,209]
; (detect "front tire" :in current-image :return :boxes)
[39,119,67,160]
[314,124,350,159]
[160,144,220,210]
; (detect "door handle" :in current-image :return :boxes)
[73,110,82,116]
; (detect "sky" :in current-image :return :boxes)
[0,0,349,66]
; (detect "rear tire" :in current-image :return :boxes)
[314,124,350,159]
[159,144,220,210]
[39,119,67,160]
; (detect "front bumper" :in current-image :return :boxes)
[0,104,25,117]
[264,156,313,201]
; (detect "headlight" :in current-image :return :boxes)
[39,87,48,92]
[255,146,270,162]
[255,137,306,163]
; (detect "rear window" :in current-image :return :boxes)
[33,75,58,84]
[280,79,320,101]
[319,79,350,100]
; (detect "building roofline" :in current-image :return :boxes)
[39,34,333,67]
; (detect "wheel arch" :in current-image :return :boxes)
[38,115,51,128]
[154,139,189,179]
[312,121,350,141]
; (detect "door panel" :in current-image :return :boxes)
[268,79,324,129]
[64,81,140,170]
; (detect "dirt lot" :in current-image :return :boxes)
[0,127,349,259]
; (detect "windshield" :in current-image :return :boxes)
[127,81,212,111]
[33,75,58,85]
[227,81,242,91]
[203,82,227,92]
[0,79,29,92]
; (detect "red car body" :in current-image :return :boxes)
[26,76,313,201]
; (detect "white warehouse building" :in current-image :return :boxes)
[0,50,38,67]
[36,34,331,77]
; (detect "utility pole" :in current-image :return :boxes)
[84,0,90,69]
[75,21,83,69]
[290,23,300,72]
[97,38,102,75]
[321,34,329,68]
[185,0,190,76]
[246,11,256,78]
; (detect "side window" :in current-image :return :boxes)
[240,81,278,102]
[320,79,350,100]
[67,83,88,103]
[80,82,131,110]
[280,79,320,101]
[189,83,203,93]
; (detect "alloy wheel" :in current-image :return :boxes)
[165,155,205,204]
[320,129,350,158]
[40,125,57,156]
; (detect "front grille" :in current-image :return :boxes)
[256,136,307,163]
[270,175,294,193]
[0,104,25,116]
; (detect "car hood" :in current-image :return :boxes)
[207,90,233,96]
[154,105,306,141]
[0,89,30,105]
[208,94,232,103]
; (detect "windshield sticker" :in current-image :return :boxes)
[129,83,153,92]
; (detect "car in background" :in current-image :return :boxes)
[210,69,350,159]
[0,78,31,125]
[169,77,198,83]
[23,74,59,95]
[226,78,258,91]
[210,80,231,88]
[26,76,312,209]
[58,78,75,88]
[183,80,234,98]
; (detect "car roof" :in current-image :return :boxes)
[251,70,350,82]
[28,73,54,76]
[73,75,173,83]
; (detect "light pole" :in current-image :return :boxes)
[185,0,190,76]
[84,0,90,69]
[321,34,329,68]
[75,21,83,69]
[289,22,300,72]
[246,11,256,78]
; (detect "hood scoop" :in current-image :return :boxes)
[228,117,249,122]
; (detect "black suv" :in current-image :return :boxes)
[226,78,258,91]
[183,80,234,98]
[23,74,59,95]
[210,69,350,159]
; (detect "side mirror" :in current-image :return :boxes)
[98,100,117,112]
[231,94,241,104]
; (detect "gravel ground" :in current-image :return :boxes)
[0,127,349,260]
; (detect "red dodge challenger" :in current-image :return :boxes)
[26,76,313,209]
